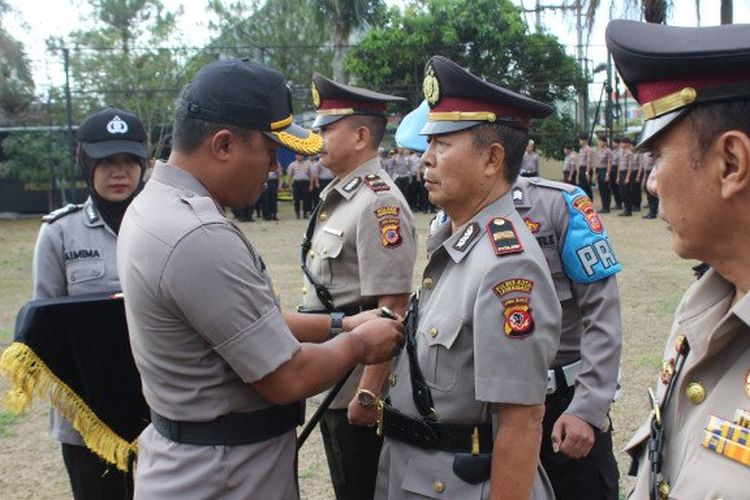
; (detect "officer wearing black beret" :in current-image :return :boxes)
[375,55,561,500]
[607,20,750,500]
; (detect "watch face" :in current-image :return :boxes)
[358,390,376,407]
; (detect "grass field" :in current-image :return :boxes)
[0,199,695,499]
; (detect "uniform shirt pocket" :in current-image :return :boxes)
[418,313,464,391]
[66,259,105,288]
[401,454,484,499]
[311,230,345,286]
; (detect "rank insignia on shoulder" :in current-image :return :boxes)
[453,222,480,251]
[502,297,534,338]
[571,195,603,234]
[42,203,83,223]
[364,174,390,192]
[379,218,402,248]
[374,205,399,218]
[524,217,542,234]
[343,176,362,193]
[493,278,534,298]
[486,217,523,256]
[512,186,524,204]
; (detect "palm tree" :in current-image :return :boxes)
[309,0,383,83]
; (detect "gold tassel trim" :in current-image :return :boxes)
[0,342,138,471]
[270,129,324,156]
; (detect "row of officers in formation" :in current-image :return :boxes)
[24,18,750,500]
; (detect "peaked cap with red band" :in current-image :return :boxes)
[311,72,406,128]
[606,20,750,148]
[419,55,553,136]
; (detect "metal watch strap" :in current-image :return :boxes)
[329,311,345,338]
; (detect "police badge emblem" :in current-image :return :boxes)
[423,65,440,106]
[312,83,321,109]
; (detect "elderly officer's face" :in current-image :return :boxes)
[93,153,142,202]
[421,129,489,217]
[648,118,720,260]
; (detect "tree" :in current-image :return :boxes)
[48,0,189,158]
[1,131,74,211]
[0,0,35,124]
[534,113,579,161]
[309,0,385,83]
[347,0,583,105]
[206,0,334,116]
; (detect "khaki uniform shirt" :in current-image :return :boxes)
[625,268,750,499]
[512,177,622,429]
[118,161,301,500]
[32,199,121,446]
[375,189,561,500]
[288,160,310,181]
[302,156,417,408]
[578,145,594,169]
[597,146,612,170]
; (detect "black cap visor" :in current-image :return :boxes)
[82,140,148,160]
[312,113,348,129]
[264,123,323,156]
[637,108,689,149]
[419,120,484,136]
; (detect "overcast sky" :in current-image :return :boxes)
[4,0,750,95]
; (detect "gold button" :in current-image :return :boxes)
[657,480,670,499]
[433,481,445,493]
[302,286,307,295]
[388,373,397,387]
[320,212,328,221]
[429,327,439,338]
[686,382,706,404]
[423,277,434,289]
[309,250,316,258]
[322,248,328,255]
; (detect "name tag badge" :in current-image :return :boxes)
[323,227,343,237]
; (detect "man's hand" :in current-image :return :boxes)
[350,318,404,365]
[344,309,382,331]
[347,397,379,427]
[550,413,595,459]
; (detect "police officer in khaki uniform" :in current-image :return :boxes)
[607,20,750,499]
[595,133,613,213]
[302,72,417,500]
[609,136,623,210]
[575,133,595,200]
[375,55,561,500]
[617,137,635,216]
[396,101,624,500]
[117,59,405,500]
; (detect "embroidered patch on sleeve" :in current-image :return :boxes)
[486,217,524,256]
[365,174,390,192]
[571,195,603,233]
[502,297,535,338]
[379,218,402,248]
[374,206,400,218]
[493,278,534,298]
[524,217,542,234]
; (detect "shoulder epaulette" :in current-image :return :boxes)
[364,174,390,193]
[42,203,83,223]
[527,177,578,194]
[486,216,524,256]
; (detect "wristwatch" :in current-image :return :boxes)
[329,311,346,338]
[356,388,379,408]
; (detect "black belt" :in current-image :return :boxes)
[296,304,369,316]
[150,401,304,446]
[382,404,493,454]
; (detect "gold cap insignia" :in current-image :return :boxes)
[312,83,321,109]
[686,382,706,405]
[423,65,440,106]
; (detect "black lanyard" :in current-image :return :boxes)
[299,200,335,311]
